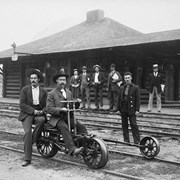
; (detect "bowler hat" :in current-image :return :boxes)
[53,69,69,83]
[73,69,78,72]
[93,64,101,70]
[110,63,115,68]
[82,66,87,70]
[25,69,44,82]
[153,64,159,69]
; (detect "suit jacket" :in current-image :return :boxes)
[91,72,105,88]
[18,85,47,121]
[46,87,73,127]
[117,83,140,115]
[79,73,91,88]
[107,70,122,92]
[149,72,163,93]
[70,75,80,89]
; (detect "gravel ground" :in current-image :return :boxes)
[0,148,106,180]
[0,116,180,180]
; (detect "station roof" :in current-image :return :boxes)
[0,9,180,59]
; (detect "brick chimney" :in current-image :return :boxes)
[86,9,104,23]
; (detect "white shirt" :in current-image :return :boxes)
[94,72,99,83]
[154,72,158,77]
[32,86,39,105]
[61,89,67,99]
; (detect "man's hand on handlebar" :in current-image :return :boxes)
[60,107,67,111]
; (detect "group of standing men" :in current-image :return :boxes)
[70,63,122,111]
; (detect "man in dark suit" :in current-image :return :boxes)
[79,66,91,109]
[91,64,105,109]
[107,63,122,111]
[46,69,87,156]
[70,69,80,99]
[147,64,163,112]
[117,72,140,144]
[18,69,47,167]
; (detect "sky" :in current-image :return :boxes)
[0,0,180,51]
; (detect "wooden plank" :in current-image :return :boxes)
[6,79,20,83]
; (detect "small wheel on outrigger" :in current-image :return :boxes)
[36,128,58,158]
[139,136,160,159]
[83,137,109,169]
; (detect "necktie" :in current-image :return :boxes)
[124,84,130,96]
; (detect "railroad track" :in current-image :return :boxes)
[0,141,145,180]
[1,130,180,167]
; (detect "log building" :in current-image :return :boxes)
[0,10,180,103]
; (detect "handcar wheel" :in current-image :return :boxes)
[36,128,58,158]
[140,136,160,159]
[83,137,108,169]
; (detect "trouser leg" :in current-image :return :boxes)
[109,90,114,109]
[33,115,46,143]
[75,87,79,99]
[154,87,161,111]
[121,112,130,142]
[94,85,99,108]
[81,86,85,107]
[113,90,119,110]
[70,117,88,135]
[99,87,103,107]
[148,88,155,111]
[86,87,90,108]
[129,115,140,144]
[72,87,75,99]
[56,120,76,154]
[22,116,33,161]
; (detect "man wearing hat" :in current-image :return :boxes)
[107,63,122,111]
[79,66,91,109]
[46,69,87,156]
[147,64,164,112]
[70,69,80,99]
[91,64,105,109]
[19,69,47,167]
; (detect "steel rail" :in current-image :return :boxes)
[76,114,180,127]
[1,130,180,167]
[82,123,180,137]
[0,145,145,180]
[77,118,180,132]
[109,149,180,166]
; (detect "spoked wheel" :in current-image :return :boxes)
[83,137,108,169]
[140,136,160,159]
[36,128,58,158]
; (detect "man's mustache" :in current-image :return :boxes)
[60,83,65,85]
[31,81,36,83]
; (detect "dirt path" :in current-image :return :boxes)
[0,148,105,180]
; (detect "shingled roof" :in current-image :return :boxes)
[0,9,180,59]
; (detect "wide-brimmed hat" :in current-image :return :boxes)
[93,64,101,70]
[110,63,115,68]
[82,66,87,70]
[25,68,44,82]
[53,69,69,83]
[153,64,159,69]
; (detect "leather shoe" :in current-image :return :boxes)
[73,147,84,156]
[22,160,31,167]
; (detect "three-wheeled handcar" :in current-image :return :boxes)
[34,99,109,169]
[34,100,160,169]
